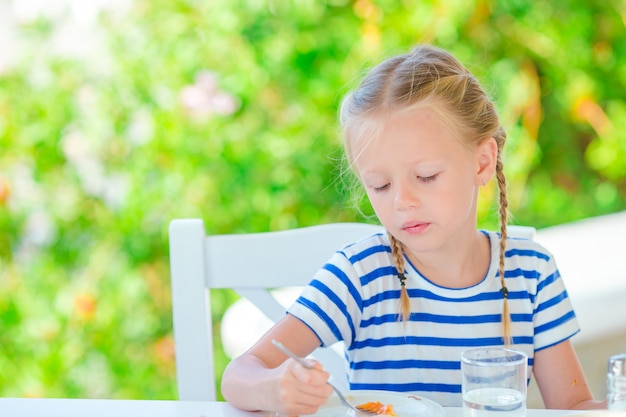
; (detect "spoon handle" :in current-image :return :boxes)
[271,339,314,369]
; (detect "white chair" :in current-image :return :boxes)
[168,219,384,401]
[168,219,536,401]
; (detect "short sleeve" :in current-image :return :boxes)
[531,247,580,351]
[287,250,364,348]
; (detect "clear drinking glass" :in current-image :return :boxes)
[608,353,626,411]
[461,347,528,417]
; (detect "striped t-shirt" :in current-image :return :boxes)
[287,230,579,407]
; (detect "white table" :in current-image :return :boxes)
[0,398,589,417]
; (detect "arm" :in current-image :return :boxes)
[221,314,334,415]
[533,339,606,409]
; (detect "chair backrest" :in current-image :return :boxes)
[168,219,536,401]
[168,219,384,401]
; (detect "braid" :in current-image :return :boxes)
[389,233,411,322]
[495,131,511,345]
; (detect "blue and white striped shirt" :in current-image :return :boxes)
[287,230,579,406]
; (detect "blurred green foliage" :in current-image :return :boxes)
[0,0,624,400]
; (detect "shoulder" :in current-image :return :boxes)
[336,230,391,260]
[321,231,394,278]
[484,229,559,279]
[483,229,555,261]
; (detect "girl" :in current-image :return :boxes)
[221,45,604,415]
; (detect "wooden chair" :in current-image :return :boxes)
[168,218,536,401]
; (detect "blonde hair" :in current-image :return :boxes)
[339,45,512,345]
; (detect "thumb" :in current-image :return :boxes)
[302,358,324,371]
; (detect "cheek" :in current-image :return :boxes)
[428,177,474,207]
[364,190,383,208]
[440,178,478,213]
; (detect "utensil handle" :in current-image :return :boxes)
[271,339,314,369]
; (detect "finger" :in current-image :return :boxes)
[302,358,323,370]
[282,363,333,398]
[274,374,330,416]
[289,360,329,386]
[280,388,331,416]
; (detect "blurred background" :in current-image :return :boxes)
[0,0,625,404]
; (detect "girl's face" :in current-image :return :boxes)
[351,106,496,255]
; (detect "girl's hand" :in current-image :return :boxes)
[269,357,333,416]
[221,315,334,414]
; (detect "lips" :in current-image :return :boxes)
[401,221,430,234]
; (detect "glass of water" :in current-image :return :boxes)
[461,347,528,417]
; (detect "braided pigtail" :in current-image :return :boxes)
[389,233,411,322]
[495,130,511,346]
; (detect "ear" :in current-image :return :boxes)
[475,137,498,185]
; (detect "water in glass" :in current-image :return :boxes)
[463,387,525,417]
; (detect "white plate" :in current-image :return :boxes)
[310,390,446,417]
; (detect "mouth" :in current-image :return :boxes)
[401,221,430,234]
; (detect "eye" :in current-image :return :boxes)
[371,183,390,192]
[419,173,439,183]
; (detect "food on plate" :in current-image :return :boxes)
[355,401,397,416]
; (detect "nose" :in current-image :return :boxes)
[393,181,420,211]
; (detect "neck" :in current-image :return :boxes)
[403,230,491,288]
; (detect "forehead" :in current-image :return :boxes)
[346,105,466,163]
